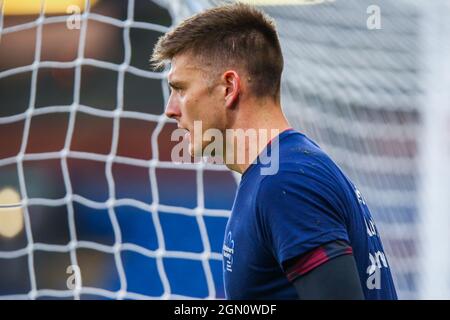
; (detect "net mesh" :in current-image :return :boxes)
[262,0,450,299]
[274,0,421,299]
[0,0,236,300]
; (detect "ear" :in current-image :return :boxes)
[223,70,241,109]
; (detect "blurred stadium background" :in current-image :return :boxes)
[0,0,449,299]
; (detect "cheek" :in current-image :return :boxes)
[184,91,223,128]
[181,99,197,124]
[206,96,226,126]
[184,95,204,121]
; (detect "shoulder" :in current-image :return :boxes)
[258,152,336,196]
[256,154,349,216]
[275,132,339,177]
[255,167,318,209]
[254,131,350,204]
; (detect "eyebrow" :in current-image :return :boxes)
[168,80,186,89]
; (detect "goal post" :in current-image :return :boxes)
[416,0,450,300]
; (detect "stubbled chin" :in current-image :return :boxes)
[184,131,190,142]
[185,131,194,156]
[185,131,191,151]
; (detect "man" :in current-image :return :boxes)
[151,3,397,300]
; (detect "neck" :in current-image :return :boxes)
[224,98,291,174]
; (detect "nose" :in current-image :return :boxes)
[165,94,181,120]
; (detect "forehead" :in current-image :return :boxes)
[167,54,208,82]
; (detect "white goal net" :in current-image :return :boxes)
[1,0,450,300]
[0,0,237,300]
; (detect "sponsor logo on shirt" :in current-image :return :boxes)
[366,250,389,290]
[223,232,235,272]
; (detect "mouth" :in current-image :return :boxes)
[177,123,189,132]
[177,124,191,141]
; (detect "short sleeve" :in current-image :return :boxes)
[256,169,350,268]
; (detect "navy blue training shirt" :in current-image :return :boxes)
[223,129,397,300]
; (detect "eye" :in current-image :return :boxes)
[168,82,186,95]
[170,85,181,92]
[175,87,185,95]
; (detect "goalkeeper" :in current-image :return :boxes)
[151,3,397,300]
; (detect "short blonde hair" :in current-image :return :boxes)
[151,3,284,100]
